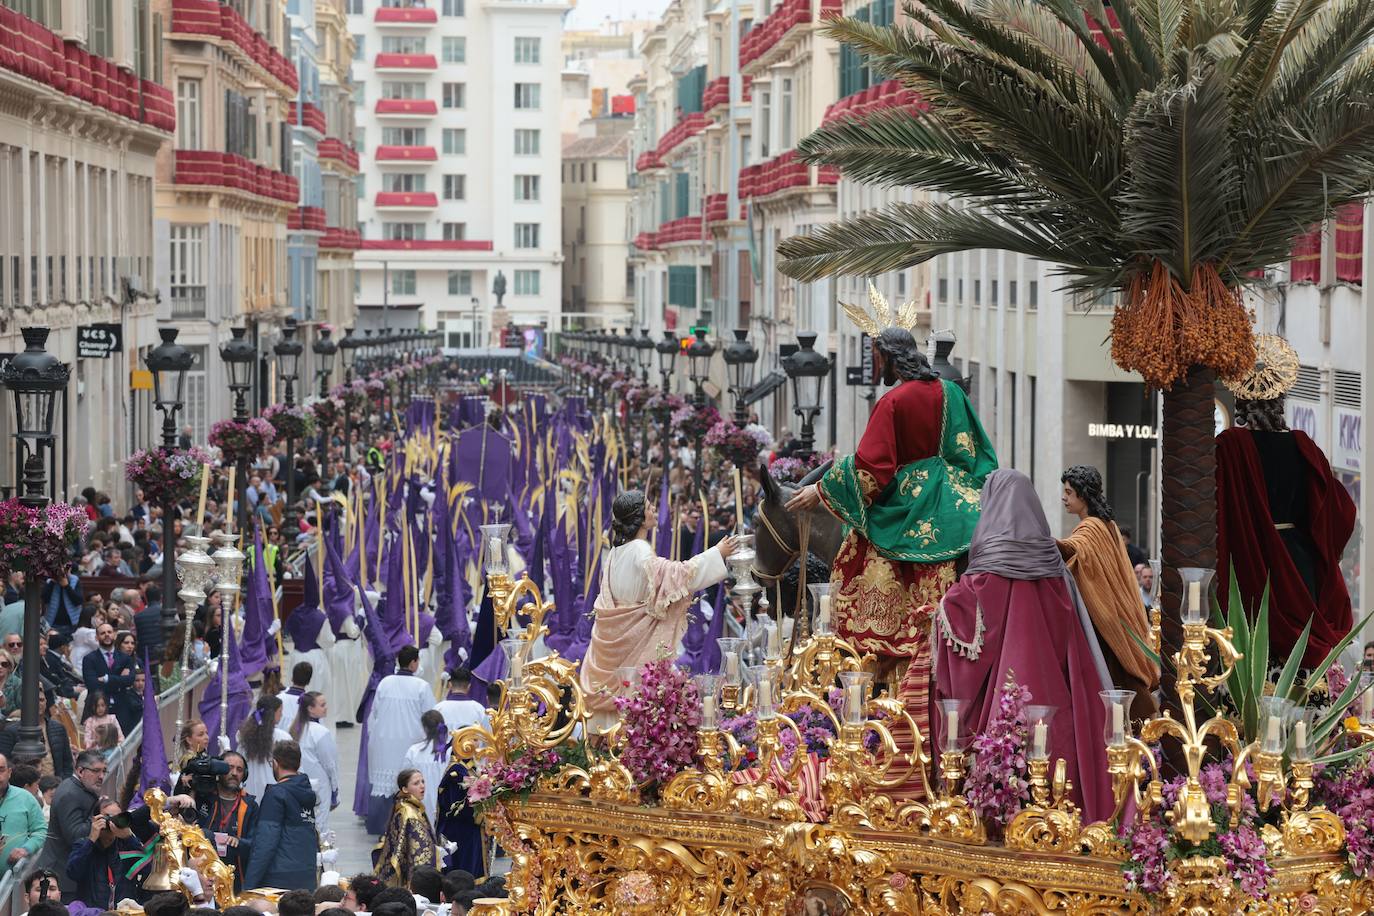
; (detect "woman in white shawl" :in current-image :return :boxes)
[401,709,449,825]
[289,690,341,837]
[578,490,738,727]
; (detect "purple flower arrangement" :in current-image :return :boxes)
[720,701,840,771]
[671,404,722,442]
[705,419,770,469]
[462,746,566,811]
[768,451,834,484]
[330,380,368,413]
[125,445,211,507]
[613,658,701,792]
[964,676,1033,830]
[308,397,341,429]
[262,403,316,444]
[209,417,275,464]
[1315,749,1374,878]
[0,499,89,582]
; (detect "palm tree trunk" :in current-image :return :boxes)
[1159,366,1218,715]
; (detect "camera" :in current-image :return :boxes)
[182,751,231,796]
[108,811,134,830]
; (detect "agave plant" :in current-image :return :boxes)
[776,0,1374,660]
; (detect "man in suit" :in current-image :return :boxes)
[81,623,135,703]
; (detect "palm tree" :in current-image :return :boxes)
[777,0,1374,694]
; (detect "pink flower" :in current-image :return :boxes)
[889,873,909,891]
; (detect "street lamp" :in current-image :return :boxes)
[219,327,256,536]
[685,328,715,494]
[338,328,359,466]
[274,321,304,534]
[313,327,337,400]
[721,328,759,427]
[635,329,655,383]
[145,327,194,632]
[784,332,830,459]
[0,327,68,763]
[655,330,679,479]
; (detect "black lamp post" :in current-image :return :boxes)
[655,330,679,483]
[785,332,831,459]
[721,328,759,427]
[0,327,68,762]
[274,321,304,535]
[145,327,194,631]
[219,327,256,537]
[338,328,359,466]
[685,328,715,495]
[313,327,337,400]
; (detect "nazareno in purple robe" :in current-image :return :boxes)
[933,469,1115,824]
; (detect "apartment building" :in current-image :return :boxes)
[348,0,565,349]
[153,0,299,435]
[0,0,172,494]
[562,129,633,328]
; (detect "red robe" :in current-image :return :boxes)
[1216,427,1356,667]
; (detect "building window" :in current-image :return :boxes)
[443,82,466,109]
[168,225,206,318]
[514,175,540,201]
[383,173,426,191]
[346,0,363,12]
[448,270,472,295]
[442,0,464,14]
[513,128,539,155]
[780,77,793,148]
[442,36,466,63]
[443,174,466,199]
[514,223,540,248]
[442,222,466,241]
[592,162,597,182]
[87,0,113,58]
[442,128,466,154]
[383,223,426,240]
[381,35,427,53]
[514,269,539,295]
[176,79,201,150]
[514,83,540,109]
[381,81,426,99]
[381,127,426,145]
[390,269,417,295]
[353,34,363,59]
[514,37,540,64]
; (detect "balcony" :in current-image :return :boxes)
[173,150,300,205]
[318,138,361,171]
[374,98,438,117]
[320,228,363,251]
[739,0,841,72]
[635,112,709,173]
[375,6,438,24]
[170,0,299,92]
[737,150,836,201]
[702,76,729,112]
[657,216,705,245]
[705,193,743,226]
[374,191,439,208]
[632,231,660,252]
[289,101,327,135]
[822,79,925,127]
[360,239,494,251]
[288,206,327,231]
[374,145,438,162]
[170,288,207,319]
[635,150,664,172]
[374,52,438,71]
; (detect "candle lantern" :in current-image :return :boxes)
[1025,705,1058,761]
[838,670,874,727]
[1177,567,1216,625]
[1099,689,1136,748]
[807,582,834,637]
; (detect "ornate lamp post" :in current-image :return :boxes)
[313,327,337,400]
[145,328,194,631]
[685,328,716,495]
[721,328,759,427]
[655,329,680,481]
[635,329,654,384]
[784,332,831,459]
[219,327,256,537]
[338,328,359,466]
[274,322,304,535]
[0,327,69,762]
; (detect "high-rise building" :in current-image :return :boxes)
[153,0,300,436]
[0,0,172,494]
[348,0,565,348]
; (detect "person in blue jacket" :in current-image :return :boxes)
[241,740,318,892]
[66,798,145,909]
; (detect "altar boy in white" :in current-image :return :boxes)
[363,644,437,833]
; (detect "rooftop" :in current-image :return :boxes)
[562,133,633,159]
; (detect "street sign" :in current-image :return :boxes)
[846,333,874,386]
[77,323,122,359]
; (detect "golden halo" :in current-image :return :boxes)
[1224,334,1299,401]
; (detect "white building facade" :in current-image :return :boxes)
[348,0,565,349]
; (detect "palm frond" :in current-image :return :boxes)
[1119,64,1239,283]
[1073,0,1163,91]
[968,0,1122,102]
[1260,0,1374,113]
[775,201,1116,283]
[1131,0,1191,73]
[1231,0,1328,110]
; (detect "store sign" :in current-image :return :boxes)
[846,333,874,386]
[1334,406,1361,472]
[1087,423,1157,440]
[76,323,122,359]
[1288,401,1318,439]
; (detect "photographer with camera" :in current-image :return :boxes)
[33,749,107,901]
[175,720,232,814]
[66,797,144,908]
[195,751,258,891]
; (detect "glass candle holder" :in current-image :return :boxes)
[807,582,834,636]
[694,674,723,730]
[762,621,782,662]
[500,637,527,690]
[1147,557,1162,608]
[717,637,748,687]
[1025,705,1058,761]
[939,698,964,754]
[838,670,874,727]
[748,664,779,719]
[1259,695,1295,755]
[1290,709,1313,762]
[1178,567,1216,625]
[480,523,513,576]
[1360,672,1374,722]
[1099,690,1136,747]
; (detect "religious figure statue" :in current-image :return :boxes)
[492,270,507,307]
[786,291,996,742]
[578,490,738,727]
[1058,464,1159,723]
[143,788,239,909]
[1217,335,1356,667]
